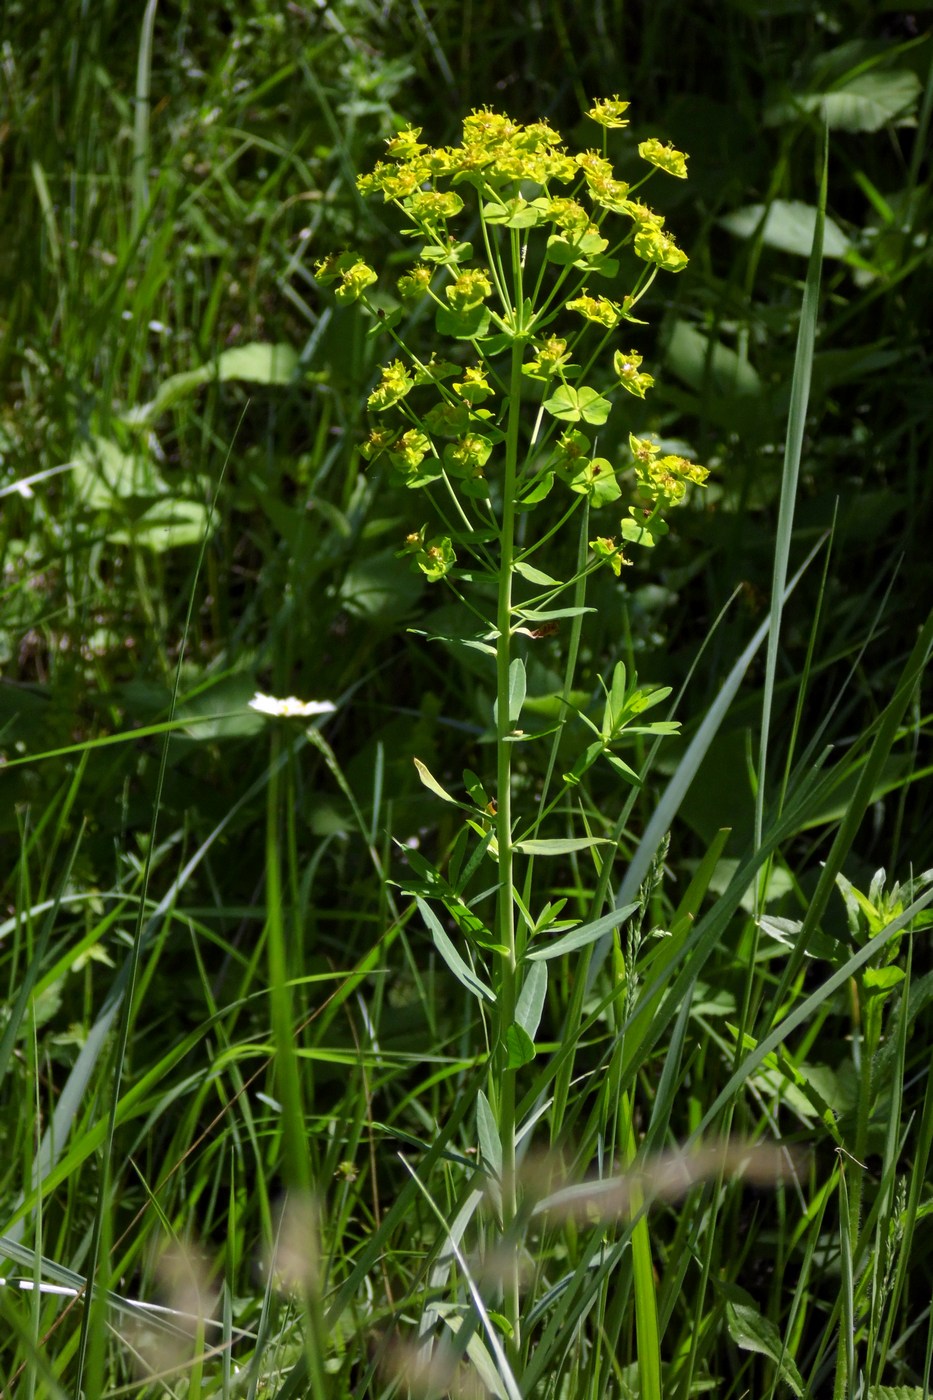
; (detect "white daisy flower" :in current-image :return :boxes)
[248,692,336,719]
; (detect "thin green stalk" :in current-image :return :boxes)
[265,730,328,1400]
[494,333,524,1351]
[623,1089,662,1400]
[133,0,158,235]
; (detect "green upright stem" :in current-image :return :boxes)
[495,334,524,1350]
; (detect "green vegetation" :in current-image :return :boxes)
[1,3,931,1397]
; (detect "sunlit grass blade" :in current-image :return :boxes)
[755,117,828,855]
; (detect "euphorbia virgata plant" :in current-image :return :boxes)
[316,96,709,1351]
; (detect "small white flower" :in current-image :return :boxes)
[248,692,336,719]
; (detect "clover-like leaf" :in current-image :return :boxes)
[620,511,668,548]
[546,229,609,266]
[542,385,611,425]
[435,304,492,340]
[569,457,621,507]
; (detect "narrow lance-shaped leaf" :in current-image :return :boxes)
[416,897,496,1005]
[476,1090,502,1179]
[515,961,547,1038]
[527,902,640,961]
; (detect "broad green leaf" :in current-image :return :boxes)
[576,387,612,425]
[508,658,526,726]
[175,673,265,741]
[757,915,838,960]
[620,513,667,548]
[125,342,299,425]
[719,200,850,260]
[213,341,299,385]
[724,1294,804,1396]
[603,751,641,783]
[74,436,165,505]
[580,253,619,279]
[482,195,549,228]
[421,239,473,264]
[476,1090,502,1177]
[546,229,608,264]
[409,628,498,657]
[602,661,627,737]
[513,560,560,586]
[463,768,490,810]
[541,385,612,425]
[416,897,495,1004]
[515,961,547,1039]
[569,458,621,507]
[867,1388,927,1400]
[505,1023,536,1069]
[435,304,491,340]
[527,901,639,960]
[413,757,461,806]
[514,837,610,857]
[666,320,762,398]
[766,69,921,133]
[341,549,422,623]
[516,470,555,506]
[513,606,595,624]
[862,965,905,994]
[107,496,215,551]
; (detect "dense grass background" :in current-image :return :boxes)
[2,2,932,1396]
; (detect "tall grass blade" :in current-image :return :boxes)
[133,0,158,233]
[755,115,828,854]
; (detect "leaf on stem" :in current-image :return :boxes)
[416,897,496,1004]
[413,758,463,806]
[476,1090,502,1179]
[515,961,547,1040]
[514,837,611,856]
[541,385,612,425]
[526,902,640,960]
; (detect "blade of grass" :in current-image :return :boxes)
[132,0,158,234]
[755,116,828,856]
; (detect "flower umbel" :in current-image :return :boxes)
[587,95,631,128]
[368,360,414,411]
[613,349,654,399]
[638,138,689,179]
[566,293,624,329]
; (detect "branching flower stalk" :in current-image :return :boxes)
[317,97,708,1355]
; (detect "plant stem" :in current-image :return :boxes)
[495,333,524,1351]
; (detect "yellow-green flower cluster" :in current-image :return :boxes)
[453,365,494,404]
[357,106,582,202]
[566,292,625,329]
[314,252,378,304]
[524,337,572,380]
[634,226,690,273]
[446,269,492,312]
[328,101,706,564]
[398,264,433,299]
[406,190,465,224]
[629,434,709,509]
[613,349,654,399]
[589,535,632,575]
[388,430,431,473]
[638,138,689,179]
[398,525,456,582]
[587,95,631,128]
[368,360,414,411]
